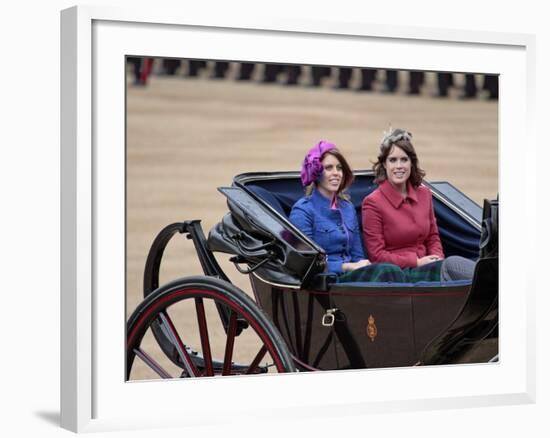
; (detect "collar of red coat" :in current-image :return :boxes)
[379,180,418,208]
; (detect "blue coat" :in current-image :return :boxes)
[289,189,365,274]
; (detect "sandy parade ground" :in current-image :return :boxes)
[126,63,498,380]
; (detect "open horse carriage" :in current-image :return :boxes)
[126,170,499,379]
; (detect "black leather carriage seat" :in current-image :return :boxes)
[245,177,480,262]
[246,181,377,228]
[246,182,377,264]
[238,181,477,288]
[247,185,290,217]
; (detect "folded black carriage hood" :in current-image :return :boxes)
[207,186,327,287]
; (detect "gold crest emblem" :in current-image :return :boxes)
[367,314,377,342]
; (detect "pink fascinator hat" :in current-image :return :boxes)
[300,140,336,186]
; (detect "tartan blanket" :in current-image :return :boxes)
[337,260,442,284]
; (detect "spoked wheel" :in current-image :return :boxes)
[127,276,296,380]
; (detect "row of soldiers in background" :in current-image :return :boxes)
[128,57,498,100]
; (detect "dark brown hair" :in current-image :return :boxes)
[305,148,354,199]
[372,128,426,187]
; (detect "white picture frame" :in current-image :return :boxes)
[61,5,536,433]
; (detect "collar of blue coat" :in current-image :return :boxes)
[310,187,339,209]
[379,180,418,208]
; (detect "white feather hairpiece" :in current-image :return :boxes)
[380,127,412,149]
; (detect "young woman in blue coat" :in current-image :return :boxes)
[289,141,406,283]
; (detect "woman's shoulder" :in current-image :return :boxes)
[338,196,356,211]
[291,195,313,211]
[362,186,383,204]
[338,194,354,205]
[289,196,315,225]
[415,184,434,200]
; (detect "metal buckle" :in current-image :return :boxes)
[322,308,338,327]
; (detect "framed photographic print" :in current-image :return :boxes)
[61,5,535,433]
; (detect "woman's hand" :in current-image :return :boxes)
[342,259,371,272]
[417,255,442,267]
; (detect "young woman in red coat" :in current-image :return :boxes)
[361,128,475,282]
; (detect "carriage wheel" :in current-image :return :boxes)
[127,276,296,380]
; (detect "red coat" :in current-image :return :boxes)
[361,180,444,268]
